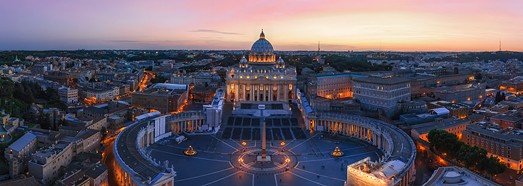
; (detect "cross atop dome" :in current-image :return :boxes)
[259,29,265,39]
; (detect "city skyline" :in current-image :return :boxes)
[1,0,523,51]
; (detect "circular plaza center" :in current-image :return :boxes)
[144,103,383,186]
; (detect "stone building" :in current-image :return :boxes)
[353,76,411,118]
[226,30,297,103]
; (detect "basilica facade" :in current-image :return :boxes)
[226,30,297,103]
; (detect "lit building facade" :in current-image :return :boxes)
[353,77,411,118]
[430,83,486,103]
[131,83,188,114]
[301,113,416,186]
[315,73,359,99]
[462,122,523,171]
[410,118,471,142]
[226,30,297,103]
[58,86,78,105]
[500,76,523,95]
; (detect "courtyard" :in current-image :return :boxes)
[146,133,382,186]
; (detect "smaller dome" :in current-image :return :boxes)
[240,56,248,63]
[276,57,285,69]
[277,57,284,63]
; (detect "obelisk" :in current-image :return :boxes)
[259,105,267,159]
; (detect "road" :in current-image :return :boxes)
[102,140,118,186]
[101,126,127,186]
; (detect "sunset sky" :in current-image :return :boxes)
[1,0,522,51]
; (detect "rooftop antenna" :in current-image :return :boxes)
[317,41,320,54]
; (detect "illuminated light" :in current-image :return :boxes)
[242,141,247,146]
[184,145,197,156]
[331,146,344,157]
[467,97,471,101]
[285,158,290,163]
[280,141,285,146]
[238,158,244,163]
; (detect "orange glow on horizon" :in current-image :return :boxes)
[2,1,522,51]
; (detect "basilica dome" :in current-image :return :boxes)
[250,31,274,53]
[249,30,276,63]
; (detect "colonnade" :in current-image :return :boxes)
[227,83,293,102]
[308,113,416,186]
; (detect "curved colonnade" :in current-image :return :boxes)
[113,112,205,186]
[311,113,416,186]
[114,111,416,186]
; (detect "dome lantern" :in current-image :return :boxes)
[259,29,265,39]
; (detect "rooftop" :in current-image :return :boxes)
[136,83,187,96]
[114,118,170,183]
[466,122,523,144]
[353,76,411,85]
[8,132,37,152]
[490,114,522,122]
[423,166,500,186]
[412,118,470,134]
[316,73,366,79]
[85,163,108,179]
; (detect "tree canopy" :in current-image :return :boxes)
[428,129,506,175]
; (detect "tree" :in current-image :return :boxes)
[0,78,15,97]
[430,129,506,175]
[481,157,505,174]
[100,126,108,139]
[428,129,460,154]
[474,72,483,80]
[495,91,502,103]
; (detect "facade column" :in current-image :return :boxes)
[242,85,247,101]
[256,84,259,101]
[249,85,254,101]
[378,134,382,149]
[359,126,362,139]
[284,84,289,101]
[263,85,266,102]
[269,86,272,101]
[277,84,282,101]
[266,85,270,101]
[235,84,239,101]
[372,132,376,145]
